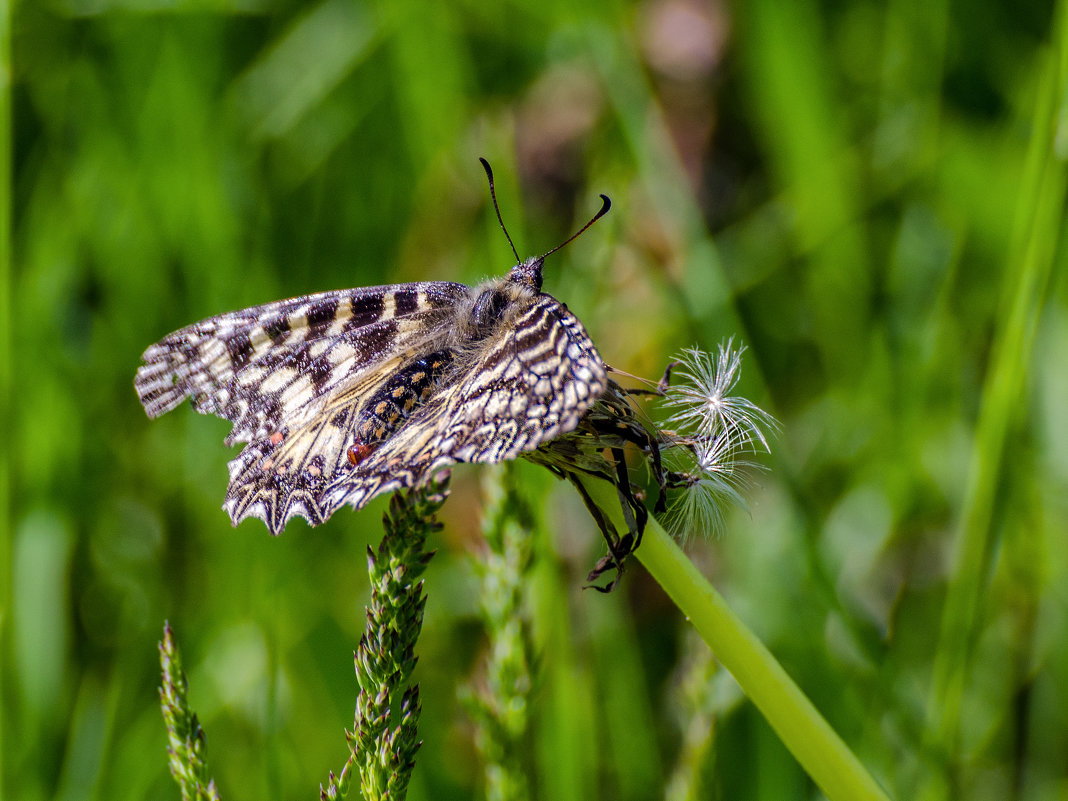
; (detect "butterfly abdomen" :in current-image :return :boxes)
[347,350,455,465]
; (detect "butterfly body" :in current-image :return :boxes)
[353,349,454,446]
[135,257,608,533]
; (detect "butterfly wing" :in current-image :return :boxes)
[315,292,608,516]
[135,282,469,446]
[220,349,422,532]
[139,285,605,533]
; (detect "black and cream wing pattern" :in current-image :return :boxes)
[135,266,608,533]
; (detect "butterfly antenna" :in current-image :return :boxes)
[480,158,521,263]
[538,193,612,262]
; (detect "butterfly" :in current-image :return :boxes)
[135,160,614,535]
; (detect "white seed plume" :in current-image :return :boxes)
[661,340,776,452]
[658,341,777,539]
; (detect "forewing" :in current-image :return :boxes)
[317,293,608,515]
[135,282,468,446]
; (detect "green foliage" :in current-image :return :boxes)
[322,474,449,801]
[460,463,537,801]
[5,0,1068,799]
[159,623,221,801]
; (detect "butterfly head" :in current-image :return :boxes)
[479,157,610,296]
[508,256,545,291]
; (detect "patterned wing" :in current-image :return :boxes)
[135,282,468,447]
[314,292,608,515]
[220,347,422,532]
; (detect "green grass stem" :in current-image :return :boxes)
[321,475,448,801]
[461,463,536,801]
[921,8,1068,797]
[159,623,220,801]
[584,479,891,801]
[0,0,10,791]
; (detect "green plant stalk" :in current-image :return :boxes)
[664,631,718,801]
[322,474,448,801]
[0,0,11,793]
[461,463,535,801]
[159,623,221,801]
[582,480,890,801]
[921,11,1068,797]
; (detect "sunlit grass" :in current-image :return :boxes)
[6,0,1068,799]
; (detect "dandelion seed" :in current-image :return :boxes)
[658,342,777,539]
[661,340,778,452]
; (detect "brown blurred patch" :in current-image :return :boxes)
[639,0,732,209]
[516,65,606,219]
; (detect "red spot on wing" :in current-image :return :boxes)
[347,441,378,467]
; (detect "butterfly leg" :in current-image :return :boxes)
[616,360,678,398]
[568,474,631,593]
[567,442,651,592]
[589,409,671,516]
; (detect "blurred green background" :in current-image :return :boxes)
[4,0,1067,798]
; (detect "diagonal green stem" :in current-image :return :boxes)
[583,479,890,801]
